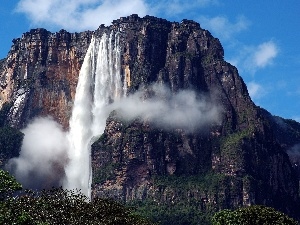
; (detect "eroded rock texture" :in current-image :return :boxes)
[0,28,92,128]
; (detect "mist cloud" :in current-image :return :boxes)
[6,117,68,189]
[110,84,222,132]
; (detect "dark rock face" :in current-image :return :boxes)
[91,15,300,219]
[1,14,299,221]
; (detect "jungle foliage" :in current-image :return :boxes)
[211,205,298,225]
[0,169,155,225]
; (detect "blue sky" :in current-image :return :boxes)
[1,0,299,121]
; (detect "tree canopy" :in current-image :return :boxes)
[0,169,22,200]
[212,205,298,225]
[0,169,155,225]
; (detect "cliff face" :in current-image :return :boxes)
[0,28,92,129]
[1,14,299,222]
[90,15,300,219]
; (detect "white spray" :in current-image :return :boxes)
[63,31,124,198]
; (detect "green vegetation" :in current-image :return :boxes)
[0,102,24,167]
[221,129,251,151]
[1,189,155,225]
[127,173,231,225]
[212,205,298,225]
[0,126,24,162]
[0,169,22,200]
[130,200,212,225]
[152,172,227,191]
[128,173,299,225]
[219,129,254,169]
[0,169,155,225]
[93,162,121,184]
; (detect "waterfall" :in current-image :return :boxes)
[63,31,124,198]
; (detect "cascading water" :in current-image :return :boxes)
[63,31,124,198]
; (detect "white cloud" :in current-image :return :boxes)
[253,41,278,68]
[199,15,250,40]
[16,0,220,31]
[247,81,266,99]
[16,0,149,31]
[230,41,279,74]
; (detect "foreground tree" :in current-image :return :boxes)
[212,205,298,225]
[3,189,155,224]
[0,170,154,225]
[0,169,22,200]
